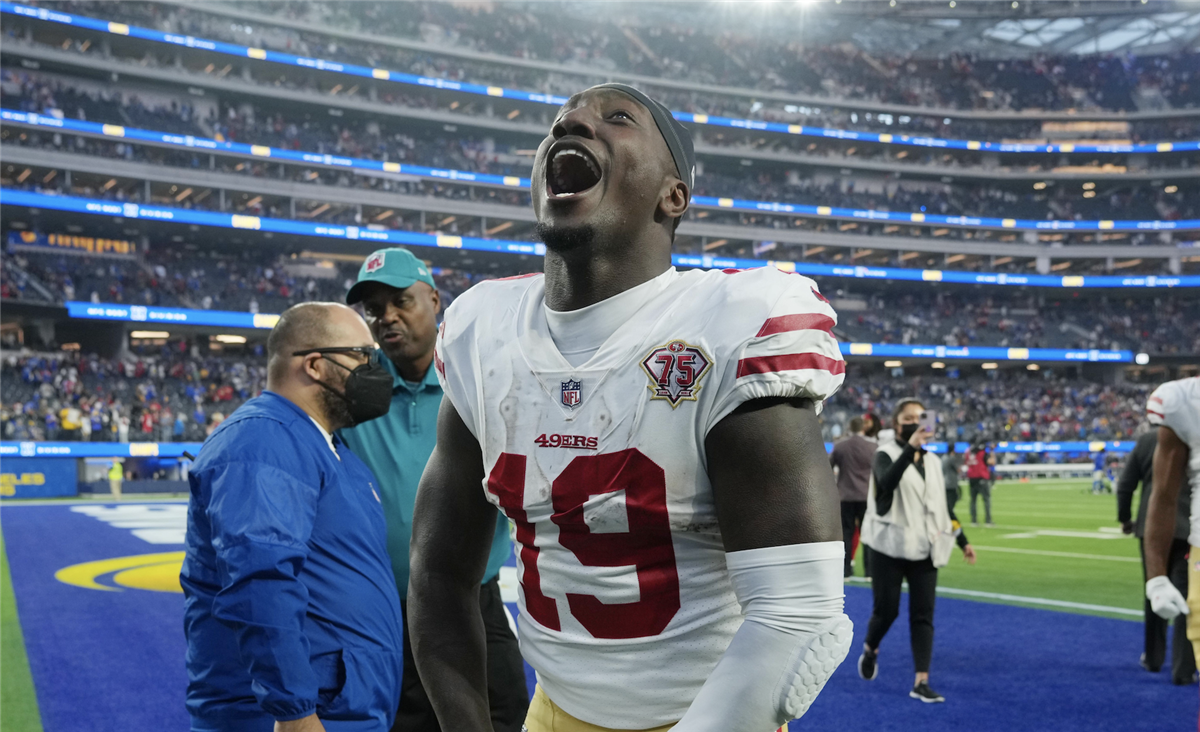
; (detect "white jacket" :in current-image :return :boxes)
[861,440,956,568]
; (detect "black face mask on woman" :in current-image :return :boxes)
[898,423,920,443]
[295,347,394,425]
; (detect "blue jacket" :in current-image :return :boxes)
[182,392,403,732]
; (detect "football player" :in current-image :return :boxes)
[409,83,852,732]
[1144,377,1200,666]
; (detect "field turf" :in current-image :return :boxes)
[851,478,1148,618]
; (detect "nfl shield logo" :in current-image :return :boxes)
[561,379,582,409]
[365,252,386,273]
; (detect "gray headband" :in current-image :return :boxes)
[589,83,695,192]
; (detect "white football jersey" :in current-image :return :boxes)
[1147,377,1200,546]
[435,266,845,728]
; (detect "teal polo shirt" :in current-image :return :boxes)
[339,353,512,596]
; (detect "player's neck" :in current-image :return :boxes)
[543,243,671,312]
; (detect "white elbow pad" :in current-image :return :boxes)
[674,541,852,731]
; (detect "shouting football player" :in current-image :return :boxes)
[409,83,852,732]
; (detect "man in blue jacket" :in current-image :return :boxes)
[182,302,404,732]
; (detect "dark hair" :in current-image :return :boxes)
[848,416,864,434]
[891,397,925,424]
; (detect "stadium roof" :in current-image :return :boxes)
[589,1,1200,58]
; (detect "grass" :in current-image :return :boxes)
[1,529,44,732]
[852,478,1146,619]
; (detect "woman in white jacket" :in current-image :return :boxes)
[857,398,976,703]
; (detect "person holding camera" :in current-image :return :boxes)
[857,398,976,703]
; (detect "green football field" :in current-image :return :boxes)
[0,479,1156,729]
[850,478,1149,619]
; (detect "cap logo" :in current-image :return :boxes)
[365,252,386,273]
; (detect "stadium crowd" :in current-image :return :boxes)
[4,70,1197,242]
[6,244,1198,354]
[39,0,1200,116]
[6,3,1200,147]
[0,346,1159,447]
[0,349,265,442]
[826,369,1156,444]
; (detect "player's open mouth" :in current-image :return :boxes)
[547,145,602,198]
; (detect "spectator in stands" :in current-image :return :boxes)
[339,248,526,732]
[1118,430,1195,684]
[859,397,976,703]
[830,416,876,578]
[181,302,403,731]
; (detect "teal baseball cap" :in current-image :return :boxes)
[346,248,436,304]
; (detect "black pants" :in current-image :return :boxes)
[969,478,992,524]
[1140,537,1195,681]
[394,576,528,732]
[865,551,938,674]
[840,501,867,576]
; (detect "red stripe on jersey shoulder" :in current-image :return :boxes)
[433,346,445,378]
[756,313,835,338]
[1147,409,1164,418]
[810,287,830,304]
[737,352,846,379]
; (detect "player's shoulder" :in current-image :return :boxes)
[443,273,543,328]
[1148,377,1200,428]
[680,266,834,328]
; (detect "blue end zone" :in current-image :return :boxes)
[2,503,190,732]
[3,502,1195,731]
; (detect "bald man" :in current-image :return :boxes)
[182,302,404,732]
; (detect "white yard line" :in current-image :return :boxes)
[845,577,1141,617]
[969,545,1139,563]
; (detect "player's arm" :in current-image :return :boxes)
[673,396,849,732]
[408,398,497,730]
[1144,425,1190,619]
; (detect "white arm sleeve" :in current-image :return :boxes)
[673,542,853,732]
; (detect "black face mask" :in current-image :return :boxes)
[898,423,919,443]
[316,356,393,426]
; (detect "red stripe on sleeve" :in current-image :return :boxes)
[433,347,445,378]
[1147,409,1164,419]
[737,352,846,379]
[756,313,835,338]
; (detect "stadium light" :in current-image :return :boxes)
[130,331,170,339]
[1027,364,1040,371]
[949,0,955,6]
[213,334,248,344]
[931,362,946,369]
[1082,182,1096,190]
[1033,182,1047,190]
[1136,353,1151,365]
[884,360,903,367]
[1165,185,1179,193]
[981,362,999,370]
[1083,191,1096,198]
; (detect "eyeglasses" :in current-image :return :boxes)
[292,346,379,364]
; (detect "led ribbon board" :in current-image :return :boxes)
[4,189,1197,289]
[3,2,1197,156]
[6,110,1197,234]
